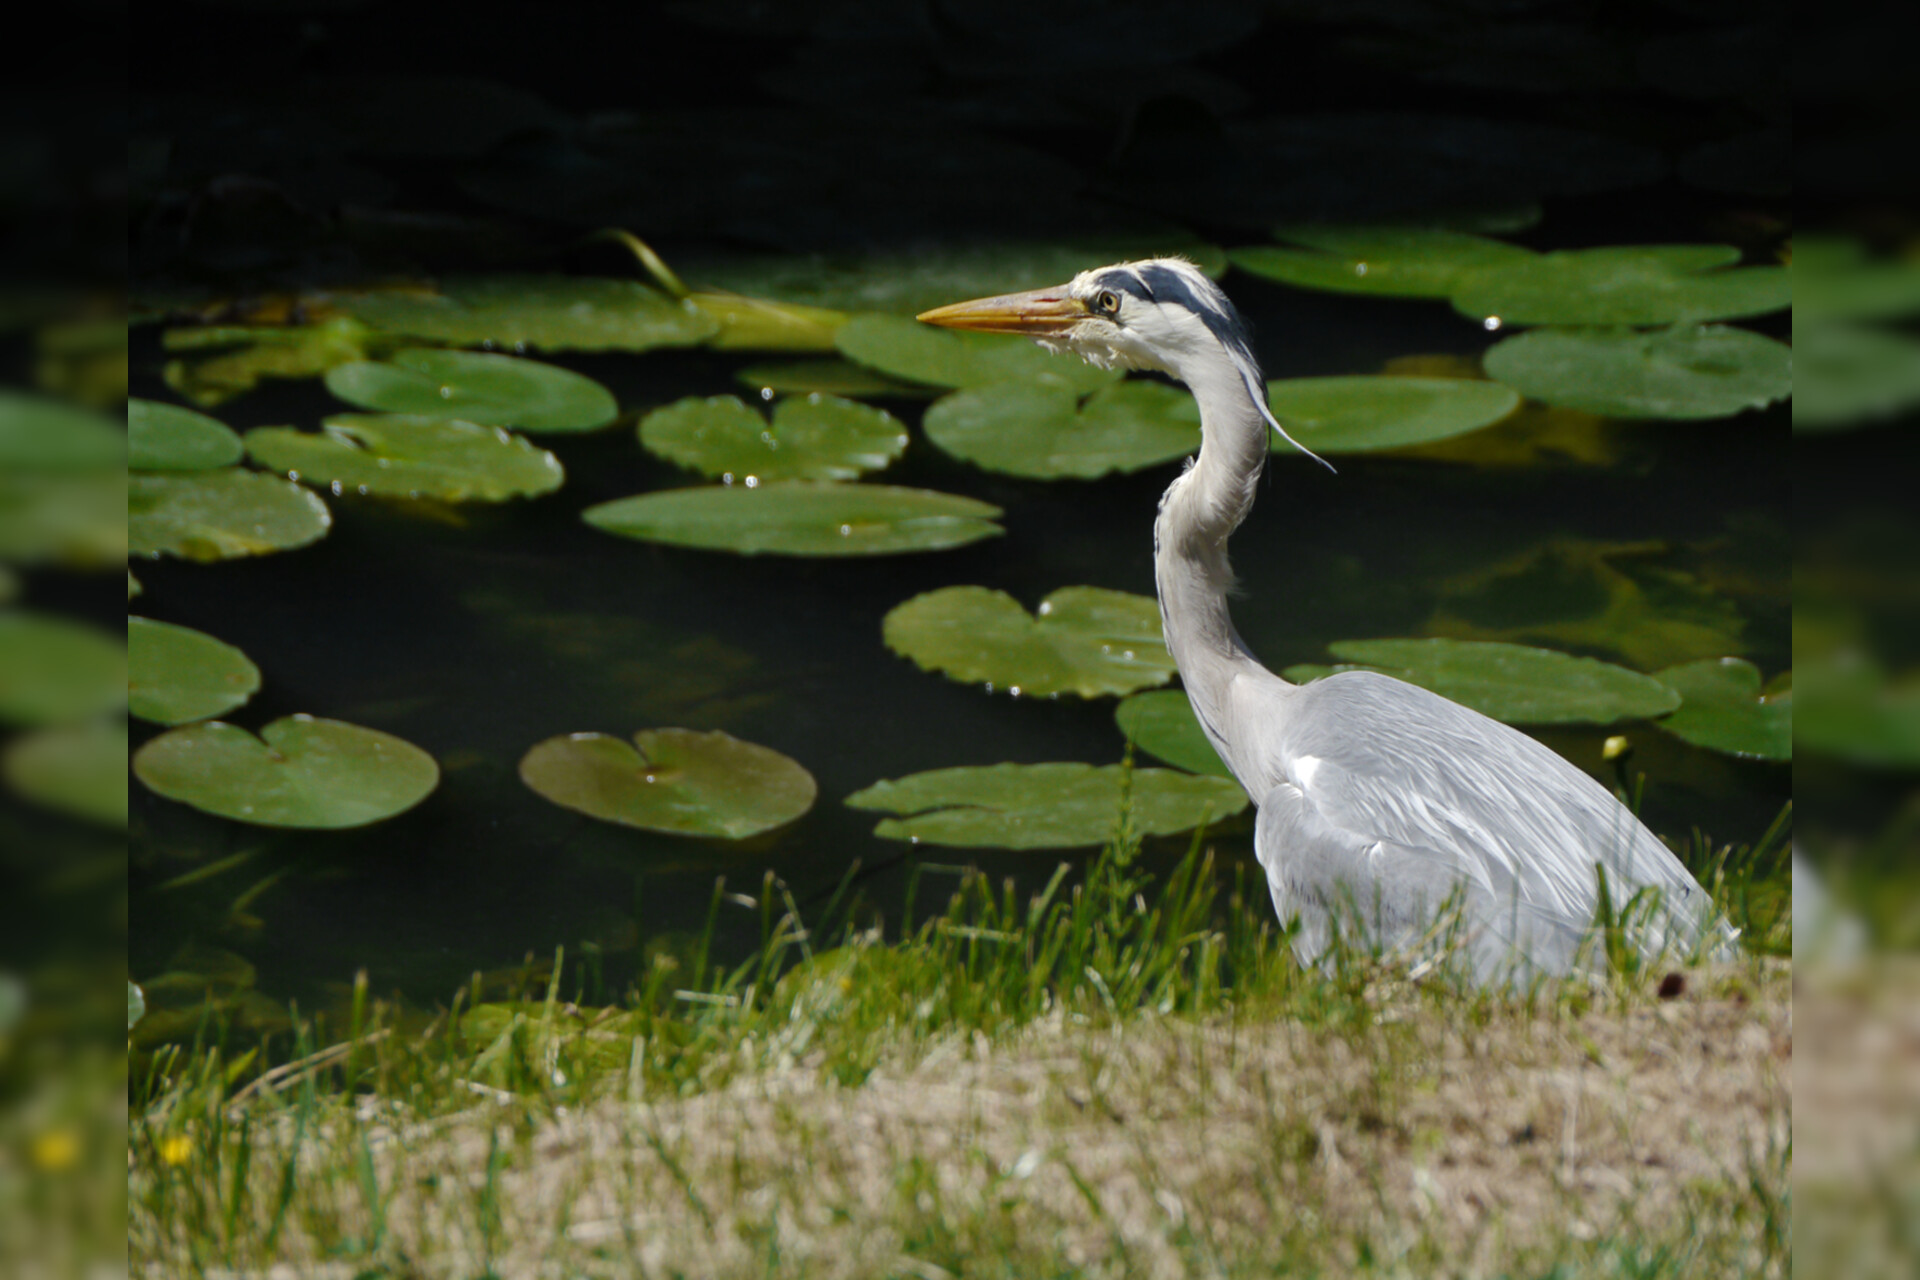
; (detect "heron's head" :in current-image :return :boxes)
[917,257,1255,384]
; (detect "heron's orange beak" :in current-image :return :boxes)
[916,287,1086,336]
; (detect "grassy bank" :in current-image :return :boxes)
[129,820,1791,1278]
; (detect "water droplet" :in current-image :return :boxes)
[1482,316,1502,331]
[1037,601,1053,616]
[721,472,735,485]
[1009,686,1021,698]
[745,475,760,488]
[438,386,453,398]
[330,480,344,496]
[759,387,774,401]
[1353,262,1369,277]
[838,524,852,536]
[513,342,528,354]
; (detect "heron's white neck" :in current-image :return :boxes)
[1152,355,1286,758]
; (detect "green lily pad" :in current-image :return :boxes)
[883,585,1175,698]
[1652,658,1790,761]
[0,391,124,471]
[583,482,1002,557]
[845,762,1248,850]
[1452,245,1790,327]
[1114,690,1236,778]
[0,472,128,565]
[127,399,243,472]
[0,611,126,726]
[324,348,619,433]
[162,318,372,408]
[735,358,933,400]
[1792,652,1920,768]
[680,237,1227,318]
[1264,376,1520,453]
[518,728,816,839]
[334,275,719,352]
[1482,325,1792,420]
[1791,251,1920,324]
[1282,638,1680,726]
[687,292,846,352]
[245,414,565,502]
[836,313,1121,394]
[128,616,262,726]
[1791,323,1920,432]
[1230,226,1534,298]
[129,469,332,561]
[131,715,440,829]
[4,718,128,828]
[639,394,907,483]
[922,377,1202,479]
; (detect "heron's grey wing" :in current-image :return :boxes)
[1255,781,1593,980]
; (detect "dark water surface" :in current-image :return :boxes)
[127,272,1791,1018]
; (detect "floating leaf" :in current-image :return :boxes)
[1791,248,1920,324]
[519,728,816,839]
[1452,245,1789,327]
[1114,690,1236,779]
[687,292,846,352]
[0,611,126,726]
[735,358,932,400]
[127,399,243,472]
[923,377,1202,479]
[846,762,1247,849]
[1428,539,1745,672]
[681,237,1226,318]
[0,473,128,565]
[1282,638,1679,725]
[836,313,1120,394]
[245,414,565,502]
[583,482,1002,556]
[131,715,440,829]
[128,616,261,726]
[1652,658,1790,760]
[0,391,124,471]
[129,470,332,561]
[161,318,371,408]
[639,394,907,482]
[4,718,128,828]
[325,348,619,433]
[1265,376,1520,453]
[1791,323,1920,432]
[1793,652,1920,768]
[883,585,1175,698]
[1230,226,1533,298]
[1482,325,1791,420]
[334,275,719,352]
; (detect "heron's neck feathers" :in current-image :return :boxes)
[1153,351,1283,697]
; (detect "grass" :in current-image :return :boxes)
[128,807,1793,1278]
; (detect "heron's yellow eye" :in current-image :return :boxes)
[1095,290,1120,314]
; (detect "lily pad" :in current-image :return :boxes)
[1114,690,1236,778]
[518,728,816,839]
[4,718,128,828]
[923,377,1201,479]
[735,358,933,400]
[128,616,262,726]
[1265,376,1520,453]
[1229,226,1534,298]
[162,318,371,408]
[1791,323,1920,432]
[324,348,619,433]
[845,762,1248,849]
[1452,245,1790,327]
[1482,325,1792,420]
[1793,652,1920,769]
[0,391,124,471]
[883,585,1175,698]
[1652,658,1790,761]
[687,292,846,352]
[0,472,128,565]
[334,275,719,352]
[127,399,243,472]
[639,394,907,483]
[131,715,440,829]
[836,313,1121,394]
[129,469,332,561]
[245,414,565,502]
[0,611,126,726]
[1282,638,1680,726]
[583,483,1002,556]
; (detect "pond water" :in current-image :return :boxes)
[126,263,1791,1023]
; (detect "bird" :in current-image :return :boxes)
[918,258,1734,983]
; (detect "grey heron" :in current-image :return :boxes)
[919,258,1734,982]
